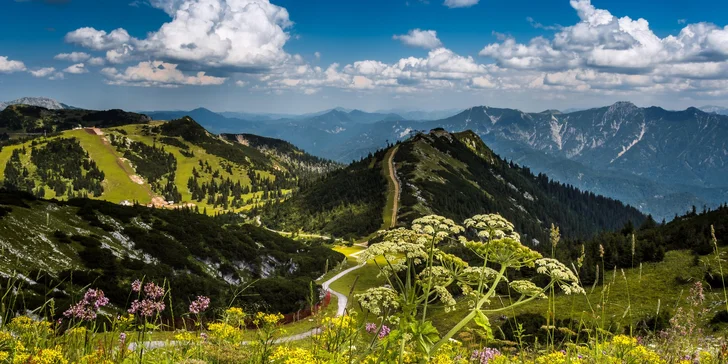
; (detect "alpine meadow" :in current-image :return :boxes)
[3,0,728,363]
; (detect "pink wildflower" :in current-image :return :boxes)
[64,288,110,321]
[189,296,210,314]
[144,282,165,300]
[378,325,390,339]
[365,322,378,334]
[471,348,501,364]
[131,280,142,293]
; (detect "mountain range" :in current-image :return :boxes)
[5,97,728,220]
[142,101,728,220]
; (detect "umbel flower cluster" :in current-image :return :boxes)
[356,213,584,361]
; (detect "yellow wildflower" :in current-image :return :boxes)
[65,327,87,337]
[0,352,9,362]
[223,307,247,327]
[611,335,638,347]
[174,331,198,342]
[269,346,321,364]
[208,323,243,343]
[253,312,283,326]
[28,346,68,364]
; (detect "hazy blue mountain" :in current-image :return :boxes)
[145,107,253,132]
[700,105,728,115]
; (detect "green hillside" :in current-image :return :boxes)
[0,191,343,314]
[262,129,645,243]
[0,104,150,134]
[0,109,336,216]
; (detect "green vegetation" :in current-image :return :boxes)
[0,104,149,134]
[395,130,646,244]
[0,114,336,216]
[0,191,343,315]
[260,148,389,240]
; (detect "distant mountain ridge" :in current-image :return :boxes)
[0,97,75,110]
[700,105,728,115]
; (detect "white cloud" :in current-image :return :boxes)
[49,72,65,80]
[443,0,479,8]
[101,61,227,87]
[65,27,132,50]
[678,19,687,25]
[29,67,56,78]
[393,29,443,49]
[63,63,88,74]
[67,0,293,72]
[314,51,321,60]
[88,57,105,66]
[235,80,247,87]
[54,52,90,62]
[0,56,26,73]
[480,0,728,74]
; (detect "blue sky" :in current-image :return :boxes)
[2,0,728,113]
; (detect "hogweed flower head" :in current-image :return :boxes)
[356,287,400,316]
[464,214,520,242]
[535,258,585,295]
[412,215,464,242]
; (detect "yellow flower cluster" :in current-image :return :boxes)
[65,327,87,337]
[253,312,284,326]
[223,307,247,327]
[321,315,355,331]
[269,346,321,364]
[8,316,53,336]
[0,351,9,362]
[28,346,68,364]
[207,323,243,343]
[78,350,114,364]
[535,351,582,364]
[593,335,665,364]
[174,331,199,342]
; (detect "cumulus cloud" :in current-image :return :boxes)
[65,28,132,50]
[66,0,293,72]
[393,29,443,49]
[54,52,90,62]
[64,63,88,74]
[443,0,479,8]
[235,80,247,87]
[29,67,56,77]
[88,57,105,66]
[0,56,26,73]
[480,0,728,74]
[101,61,226,87]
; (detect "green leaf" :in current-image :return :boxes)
[474,310,494,340]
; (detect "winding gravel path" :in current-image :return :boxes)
[386,146,400,228]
